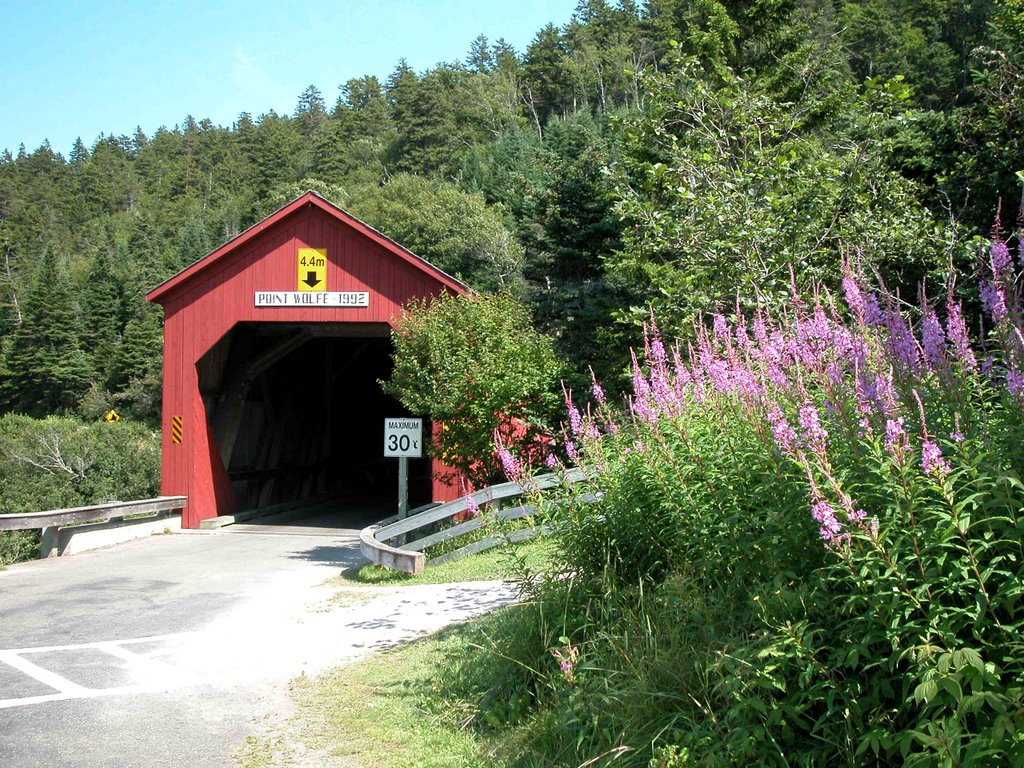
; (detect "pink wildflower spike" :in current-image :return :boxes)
[810,496,846,548]
[767,403,798,457]
[465,493,480,517]
[885,418,909,464]
[565,394,583,437]
[884,307,921,370]
[565,440,579,463]
[980,280,1009,322]
[921,308,947,369]
[1006,370,1024,397]
[712,313,730,343]
[497,445,522,483]
[798,401,828,459]
[991,239,1013,278]
[921,439,952,479]
[945,296,978,372]
[589,368,606,406]
[753,308,769,345]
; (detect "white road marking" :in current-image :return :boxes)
[0,633,197,709]
[0,652,89,696]
[0,581,516,711]
[2,633,191,656]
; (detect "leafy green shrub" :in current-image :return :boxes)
[0,530,38,567]
[0,414,161,564]
[383,292,562,487]
[491,225,1024,766]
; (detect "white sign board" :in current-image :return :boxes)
[384,418,423,458]
[255,291,369,307]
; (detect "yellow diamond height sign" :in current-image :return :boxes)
[297,248,327,291]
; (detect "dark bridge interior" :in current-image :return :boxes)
[197,322,432,523]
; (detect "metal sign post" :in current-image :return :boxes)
[384,418,423,524]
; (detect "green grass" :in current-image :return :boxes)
[290,620,503,768]
[336,537,553,587]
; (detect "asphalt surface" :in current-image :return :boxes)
[0,508,516,768]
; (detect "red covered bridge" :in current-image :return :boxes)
[146,192,467,528]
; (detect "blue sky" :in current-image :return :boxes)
[0,1,580,157]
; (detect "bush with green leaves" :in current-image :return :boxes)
[0,414,161,565]
[485,223,1024,766]
[383,292,561,488]
[608,53,961,340]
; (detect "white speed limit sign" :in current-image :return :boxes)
[384,418,423,458]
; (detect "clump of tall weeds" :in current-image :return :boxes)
[488,215,1024,767]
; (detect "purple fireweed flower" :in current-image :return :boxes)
[766,403,798,456]
[565,440,579,463]
[567,401,583,437]
[842,268,866,323]
[810,497,846,547]
[735,314,751,350]
[921,309,947,369]
[706,359,732,393]
[874,369,899,418]
[798,401,829,458]
[885,417,909,463]
[591,380,606,406]
[1007,369,1024,397]
[544,453,559,469]
[465,493,480,517]
[497,446,522,482]
[629,353,656,422]
[921,439,951,479]
[733,366,762,401]
[753,310,769,345]
[992,240,1013,277]
[885,309,921,370]
[713,313,730,343]
[945,298,978,371]
[980,281,1009,322]
[841,260,883,325]
[950,431,965,444]
[645,322,668,369]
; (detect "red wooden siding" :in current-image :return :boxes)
[148,192,466,528]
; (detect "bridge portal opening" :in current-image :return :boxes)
[197,321,432,524]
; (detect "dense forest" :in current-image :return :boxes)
[0,0,1021,424]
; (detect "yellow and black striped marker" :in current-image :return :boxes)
[170,415,183,445]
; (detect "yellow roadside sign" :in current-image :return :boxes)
[297,247,327,292]
[103,409,120,423]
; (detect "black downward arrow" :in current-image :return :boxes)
[303,271,321,288]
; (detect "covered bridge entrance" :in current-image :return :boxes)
[147,192,466,528]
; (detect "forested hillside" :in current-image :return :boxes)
[0,0,1020,423]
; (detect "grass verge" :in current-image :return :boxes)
[335,537,552,587]
[290,618,503,768]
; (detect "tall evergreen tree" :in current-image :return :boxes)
[0,249,95,416]
[80,247,125,379]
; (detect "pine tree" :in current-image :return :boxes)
[69,137,89,166]
[80,248,125,380]
[0,249,96,416]
[107,299,162,393]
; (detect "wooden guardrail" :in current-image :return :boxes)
[360,468,590,575]
[0,496,188,559]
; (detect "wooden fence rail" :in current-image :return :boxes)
[0,496,188,559]
[359,468,590,575]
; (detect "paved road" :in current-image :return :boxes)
[0,511,515,768]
